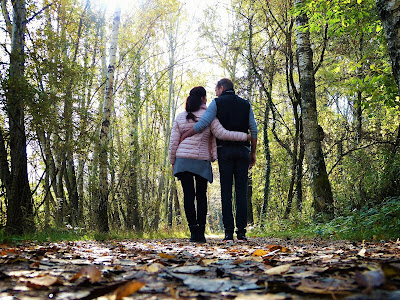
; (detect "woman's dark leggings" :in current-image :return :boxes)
[178,172,208,226]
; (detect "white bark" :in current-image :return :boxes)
[98,6,121,232]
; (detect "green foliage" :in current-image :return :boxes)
[253,197,400,240]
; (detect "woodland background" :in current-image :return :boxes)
[0,0,399,238]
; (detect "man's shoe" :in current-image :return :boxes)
[223,232,234,241]
[197,225,206,243]
[237,233,247,242]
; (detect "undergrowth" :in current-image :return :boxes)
[1,197,399,243]
[252,196,400,241]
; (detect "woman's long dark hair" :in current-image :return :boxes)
[185,86,206,122]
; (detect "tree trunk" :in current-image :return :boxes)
[376,0,400,199]
[260,104,271,223]
[5,0,34,234]
[98,6,121,233]
[376,0,400,94]
[295,0,334,220]
[296,121,305,212]
[126,65,141,231]
[247,173,254,225]
[172,179,181,224]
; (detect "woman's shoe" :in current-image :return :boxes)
[189,225,199,242]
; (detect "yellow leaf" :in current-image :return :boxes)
[200,258,218,266]
[252,249,268,257]
[146,263,164,273]
[265,264,292,275]
[159,253,176,259]
[281,247,290,253]
[115,281,145,300]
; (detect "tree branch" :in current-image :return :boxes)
[24,3,53,24]
[1,0,12,35]
[314,22,328,74]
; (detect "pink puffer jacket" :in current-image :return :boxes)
[169,104,248,165]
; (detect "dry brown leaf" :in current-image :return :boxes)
[236,293,286,300]
[159,253,176,259]
[26,275,61,289]
[252,249,268,257]
[200,258,218,266]
[115,281,145,300]
[1,248,18,256]
[265,264,292,275]
[70,265,102,283]
[267,245,282,251]
[296,278,352,295]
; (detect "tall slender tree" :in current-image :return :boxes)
[295,0,334,219]
[2,0,34,234]
[98,5,121,232]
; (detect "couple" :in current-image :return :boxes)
[169,78,257,243]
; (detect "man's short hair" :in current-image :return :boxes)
[217,78,234,91]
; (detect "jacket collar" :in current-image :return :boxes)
[221,89,235,96]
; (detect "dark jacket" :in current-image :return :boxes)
[215,90,250,146]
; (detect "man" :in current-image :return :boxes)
[181,78,257,241]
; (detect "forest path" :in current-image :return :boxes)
[0,237,399,299]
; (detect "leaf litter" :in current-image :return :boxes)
[0,238,399,299]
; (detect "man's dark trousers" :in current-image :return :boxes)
[217,145,250,235]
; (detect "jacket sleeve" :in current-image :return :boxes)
[169,120,180,165]
[210,118,248,141]
[209,131,217,162]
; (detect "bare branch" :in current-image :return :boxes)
[314,23,328,74]
[24,2,53,24]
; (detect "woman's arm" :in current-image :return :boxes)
[210,118,248,141]
[169,121,180,165]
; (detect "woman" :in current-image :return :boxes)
[169,86,248,242]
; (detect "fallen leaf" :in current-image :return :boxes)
[296,278,353,294]
[171,265,208,274]
[183,276,233,292]
[381,263,400,278]
[252,249,268,257]
[358,240,366,256]
[115,281,145,300]
[355,270,385,290]
[26,275,61,289]
[265,264,291,275]
[159,253,176,259]
[145,263,165,273]
[235,293,286,300]
[70,265,102,283]
[200,258,218,266]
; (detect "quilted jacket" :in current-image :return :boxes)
[169,104,248,165]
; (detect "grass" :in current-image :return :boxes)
[0,225,190,244]
[1,197,399,243]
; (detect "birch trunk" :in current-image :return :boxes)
[98,6,121,232]
[5,0,34,234]
[295,0,334,219]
